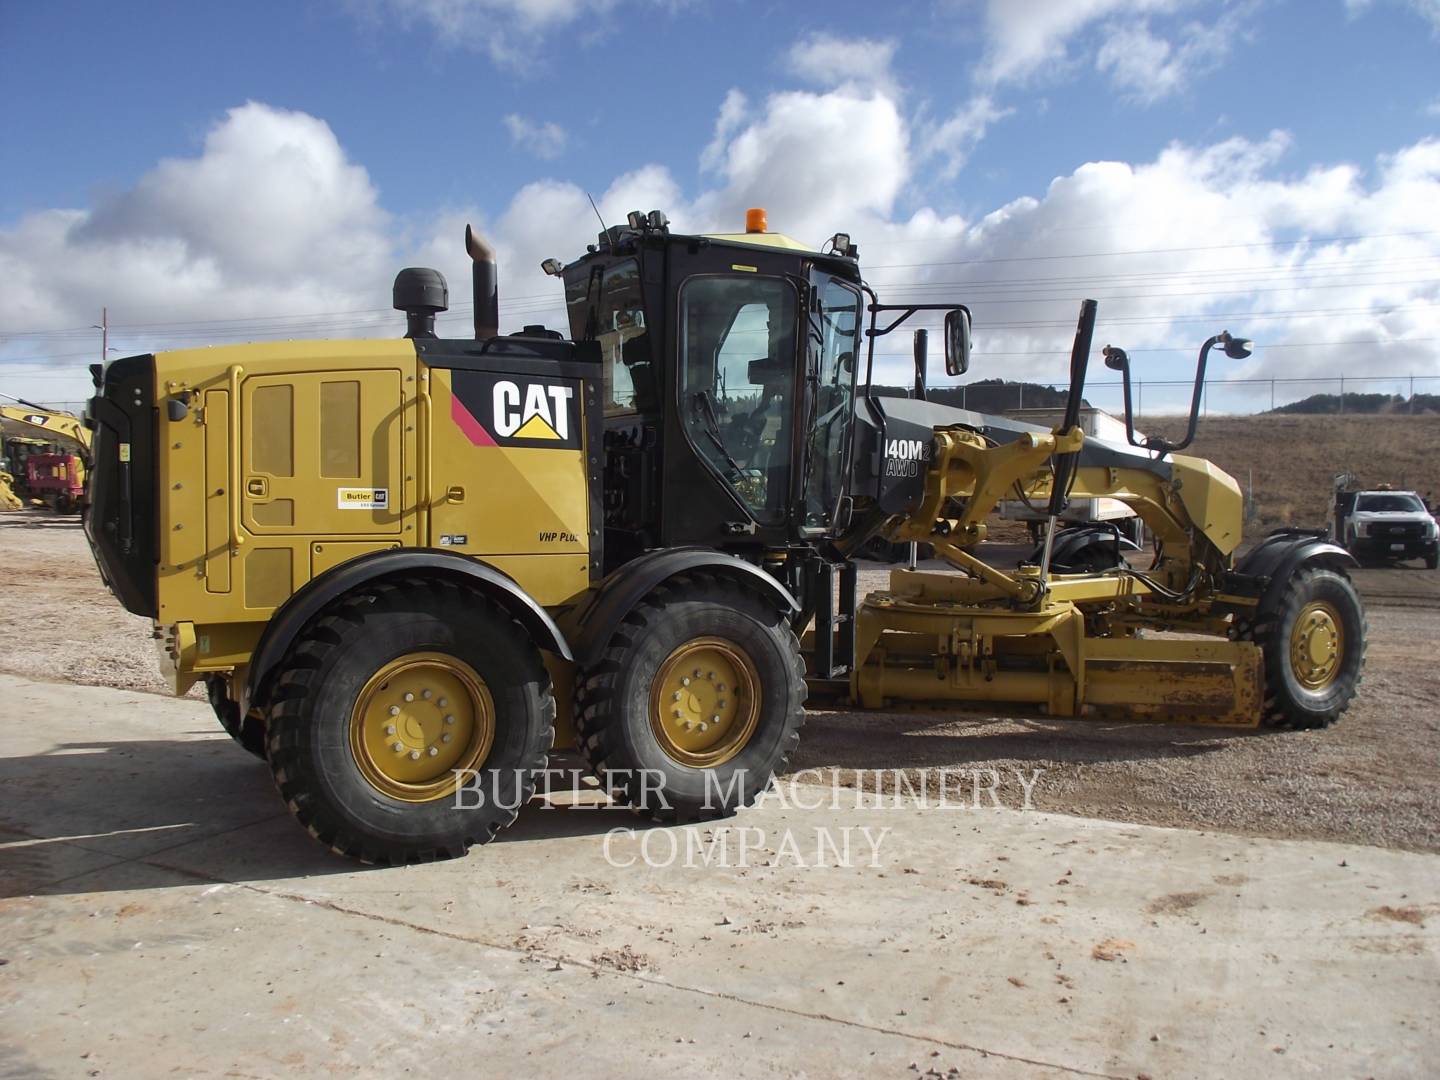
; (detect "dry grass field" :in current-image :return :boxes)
[1138,413,1440,531]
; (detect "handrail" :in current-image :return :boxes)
[227,364,244,552]
[417,371,432,544]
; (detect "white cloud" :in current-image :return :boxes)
[1096,3,1253,105]
[362,0,662,64]
[977,0,1183,85]
[1427,97,1440,117]
[975,0,1257,102]
[787,32,899,96]
[921,95,1013,180]
[4,81,1438,406]
[503,114,569,159]
[1346,0,1440,34]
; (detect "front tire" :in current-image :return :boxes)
[575,573,805,821]
[265,577,554,863]
[1250,566,1366,730]
[1425,544,1438,570]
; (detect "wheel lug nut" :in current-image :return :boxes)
[444,715,455,725]
[711,714,720,724]
[388,705,400,716]
[693,668,702,678]
[392,742,404,753]
[386,724,396,735]
[428,747,439,757]
[717,700,727,710]
[697,722,708,733]
[672,708,683,718]
[682,677,691,686]
[403,692,415,702]
[682,720,693,731]
[706,671,715,680]
[438,698,448,708]
[422,689,433,700]
[409,750,420,761]
[441,732,453,743]
[673,691,683,701]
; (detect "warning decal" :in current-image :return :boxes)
[338,487,388,510]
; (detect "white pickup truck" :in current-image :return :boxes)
[1334,488,1438,569]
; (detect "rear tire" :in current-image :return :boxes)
[1248,566,1366,730]
[575,573,805,821]
[207,675,267,760]
[265,577,554,863]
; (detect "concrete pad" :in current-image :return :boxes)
[1,673,1437,1078]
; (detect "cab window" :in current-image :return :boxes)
[566,258,655,416]
[680,276,798,525]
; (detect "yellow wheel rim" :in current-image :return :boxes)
[349,652,495,802]
[649,637,761,768]
[1289,600,1344,691]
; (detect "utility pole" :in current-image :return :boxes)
[92,307,108,366]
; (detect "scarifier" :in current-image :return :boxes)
[83,210,1365,862]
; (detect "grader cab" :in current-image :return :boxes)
[84,210,1365,863]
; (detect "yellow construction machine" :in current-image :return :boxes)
[83,210,1365,862]
[1,396,92,512]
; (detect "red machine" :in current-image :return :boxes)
[25,452,85,513]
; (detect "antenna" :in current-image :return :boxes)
[586,192,610,238]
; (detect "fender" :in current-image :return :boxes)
[1027,523,1140,570]
[572,546,799,667]
[1050,524,1140,563]
[242,548,571,714]
[1232,528,1358,609]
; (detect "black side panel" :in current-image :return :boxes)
[84,354,157,618]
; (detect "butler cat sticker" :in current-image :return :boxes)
[450,370,581,449]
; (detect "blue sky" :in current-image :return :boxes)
[2,0,1438,409]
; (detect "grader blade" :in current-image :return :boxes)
[851,579,1264,727]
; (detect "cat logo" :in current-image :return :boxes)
[492,380,573,441]
[450,371,582,450]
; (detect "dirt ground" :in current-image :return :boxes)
[4,510,1438,853]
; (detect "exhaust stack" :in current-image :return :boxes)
[466,224,499,340]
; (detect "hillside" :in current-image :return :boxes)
[1134,413,1440,531]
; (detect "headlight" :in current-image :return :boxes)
[1354,522,1369,537]
[1428,520,1438,540]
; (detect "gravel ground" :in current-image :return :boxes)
[4,510,1438,852]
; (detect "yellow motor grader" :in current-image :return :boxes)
[83,210,1364,862]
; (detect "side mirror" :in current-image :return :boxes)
[944,308,971,376]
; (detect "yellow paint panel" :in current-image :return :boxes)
[252,498,294,526]
[244,547,292,609]
[203,389,231,593]
[426,367,590,561]
[320,379,361,477]
[251,384,294,477]
[312,540,400,577]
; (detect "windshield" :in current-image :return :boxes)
[1356,493,1426,513]
[802,273,861,529]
